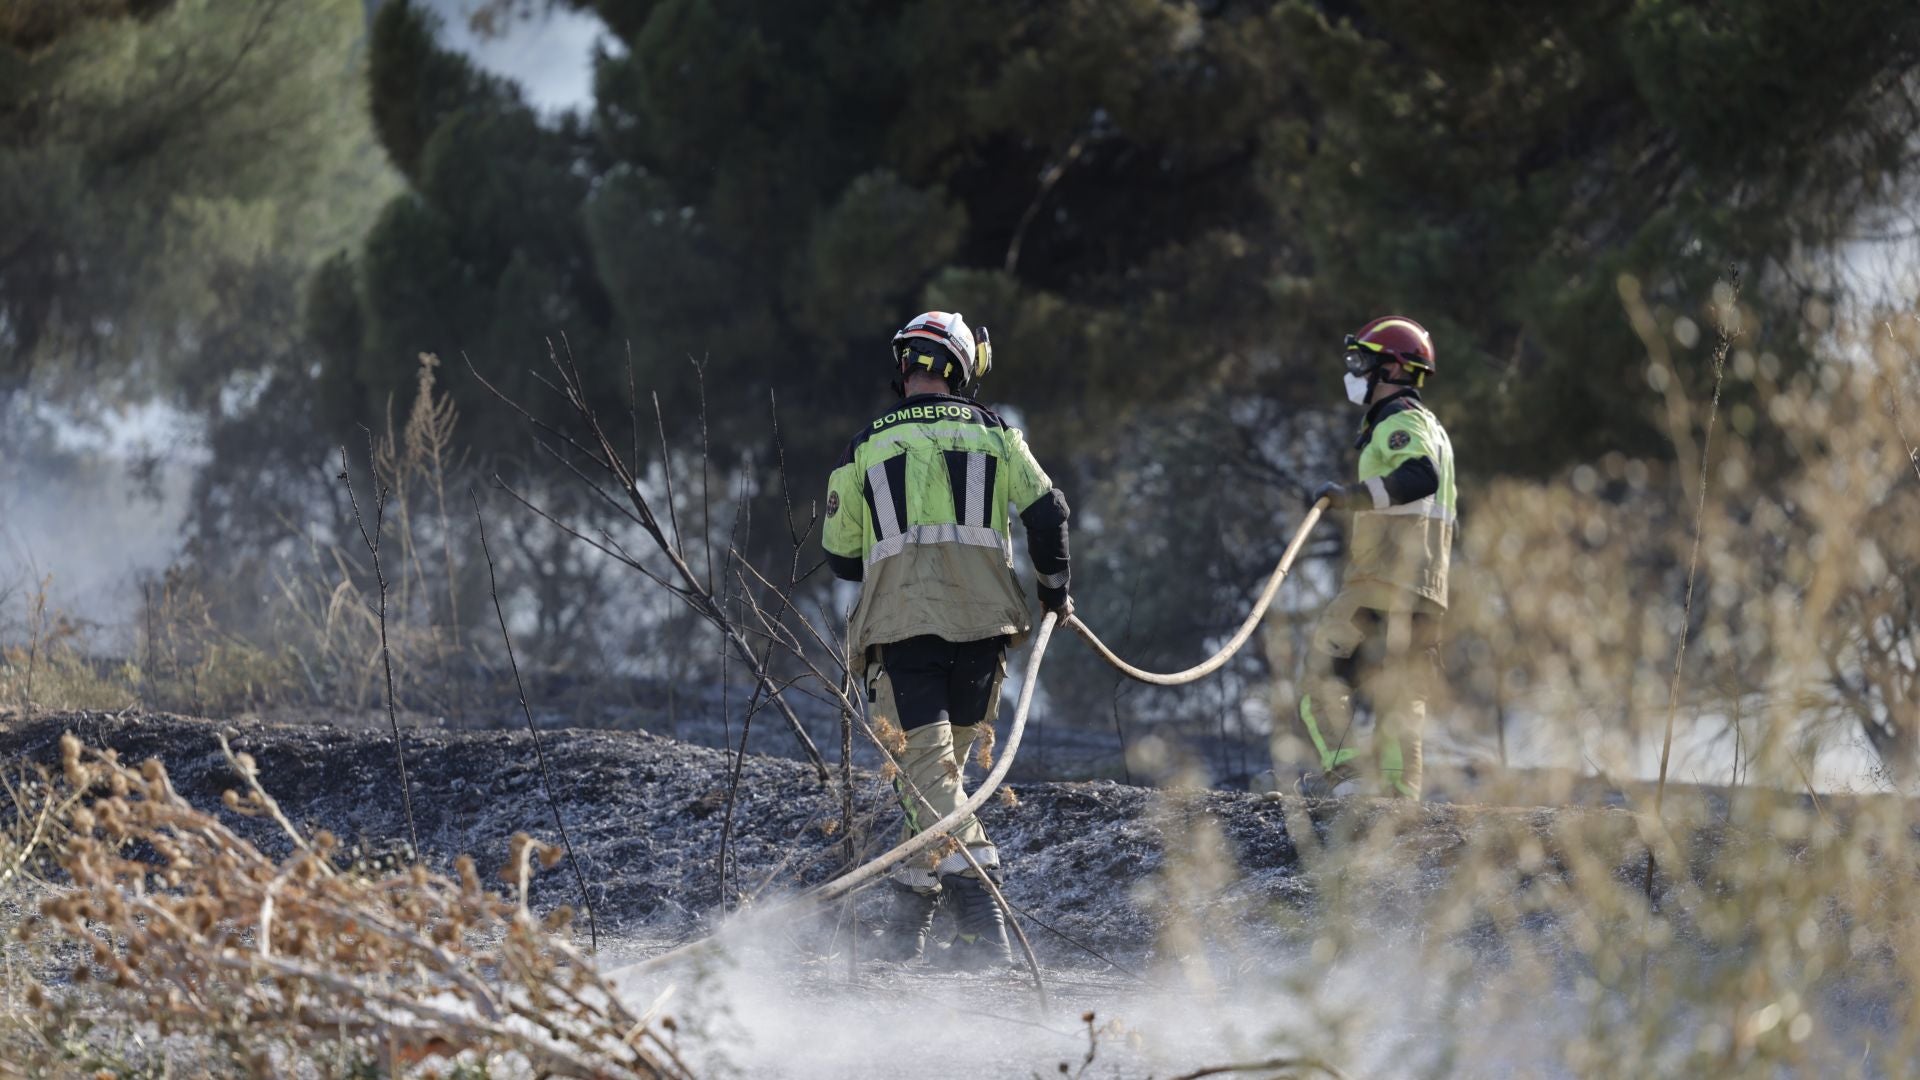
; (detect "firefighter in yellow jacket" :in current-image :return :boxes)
[823,311,1072,967]
[1296,316,1456,799]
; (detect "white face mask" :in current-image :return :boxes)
[1343,372,1371,406]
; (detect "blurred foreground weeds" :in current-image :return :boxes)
[0,733,690,1078]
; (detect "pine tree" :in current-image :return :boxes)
[321,0,1920,482]
[0,0,397,411]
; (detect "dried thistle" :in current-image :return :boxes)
[871,713,908,756]
[974,724,997,769]
[17,736,690,1079]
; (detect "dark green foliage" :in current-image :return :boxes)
[324,0,1314,479]
[0,0,1912,760]
[1623,0,1902,174]
[0,0,397,409]
[368,0,503,182]
[273,0,1920,690]
[356,195,472,406]
[1266,0,1919,469]
[315,0,1920,491]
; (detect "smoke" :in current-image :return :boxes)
[589,752,1891,1079]
[0,402,203,643]
[600,908,1597,1078]
[594,786,1588,1080]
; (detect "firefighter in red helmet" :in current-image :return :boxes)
[1293,316,1456,799]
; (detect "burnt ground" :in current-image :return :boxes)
[0,713,1589,939]
[0,709,1666,963]
[0,709,1898,1077]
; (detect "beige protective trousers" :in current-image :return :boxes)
[869,658,1005,890]
[1295,585,1443,798]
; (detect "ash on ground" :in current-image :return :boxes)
[0,710,1891,1078]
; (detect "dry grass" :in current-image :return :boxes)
[0,354,477,721]
[1235,293,1920,1075]
[0,733,689,1078]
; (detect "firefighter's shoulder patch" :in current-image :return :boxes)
[1389,430,1411,451]
[826,491,840,517]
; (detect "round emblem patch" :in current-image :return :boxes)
[826,491,841,518]
[1389,430,1411,450]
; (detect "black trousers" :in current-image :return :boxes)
[878,635,1007,731]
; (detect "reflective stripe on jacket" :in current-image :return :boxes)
[823,394,1067,668]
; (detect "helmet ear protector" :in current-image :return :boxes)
[891,314,991,395]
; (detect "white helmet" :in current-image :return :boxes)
[892,311,993,393]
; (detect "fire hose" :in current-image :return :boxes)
[614,502,1326,978]
[1064,500,1326,686]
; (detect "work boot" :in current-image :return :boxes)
[875,881,941,962]
[940,872,1012,970]
[1295,762,1360,799]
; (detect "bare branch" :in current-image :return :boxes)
[336,441,419,858]
[474,487,599,953]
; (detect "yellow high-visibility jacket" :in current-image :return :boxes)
[823,393,1070,670]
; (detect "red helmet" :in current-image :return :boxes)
[1344,316,1436,384]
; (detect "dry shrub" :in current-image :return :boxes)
[254,353,471,716]
[1414,303,1920,1075]
[1234,297,1920,1076]
[0,763,80,893]
[0,646,138,715]
[1257,788,1920,1076]
[142,565,303,715]
[0,353,477,719]
[0,576,138,713]
[1444,301,1920,798]
[871,713,906,782]
[0,567,321,719]
[0,757,102,1075]
[973,723,996,769]
[11,733,690,1078]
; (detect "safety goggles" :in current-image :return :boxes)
[1343,334,1390,375]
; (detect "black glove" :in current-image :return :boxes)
[1310,481,1359,510]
